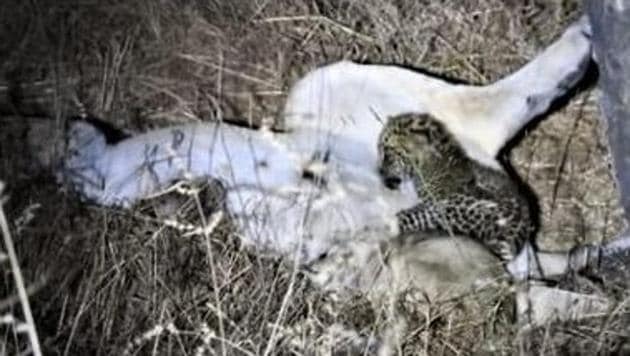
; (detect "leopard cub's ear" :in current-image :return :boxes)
[408,122,425,135]
[387,113,411,124]
[407,134,430,149]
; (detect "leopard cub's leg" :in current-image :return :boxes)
[395,195,530,262]
[395,202,442,234]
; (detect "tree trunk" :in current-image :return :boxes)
[586,0,630,224]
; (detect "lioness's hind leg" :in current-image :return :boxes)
[488,16,592,145]
[440,17,592,158]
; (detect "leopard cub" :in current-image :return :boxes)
[377,112,537,262]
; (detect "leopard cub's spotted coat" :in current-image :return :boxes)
[378,113,536,262]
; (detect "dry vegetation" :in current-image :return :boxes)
[1,0,629,355]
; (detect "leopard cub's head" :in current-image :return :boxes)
[377,113,447,189]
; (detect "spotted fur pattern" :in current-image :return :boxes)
[377,113,536,261]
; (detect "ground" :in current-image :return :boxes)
[0,0,629,355]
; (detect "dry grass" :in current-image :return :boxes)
[1,0,629,354]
